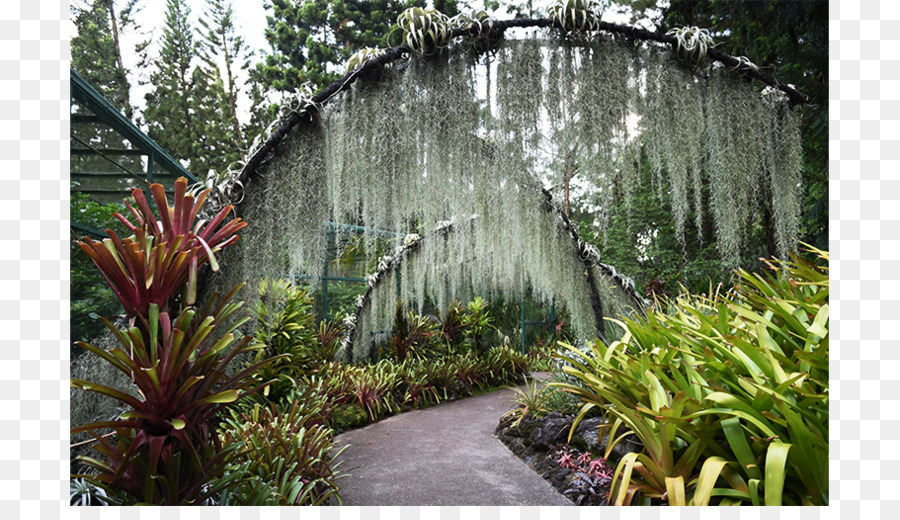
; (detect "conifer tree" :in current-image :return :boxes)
[189,64,240,176]
[199,0,251,154]
[71,0,144,196]
[142,0,196,170]
[255,1,460,94]
[71,0,139,118]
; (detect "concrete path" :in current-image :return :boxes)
[333,383,572,506]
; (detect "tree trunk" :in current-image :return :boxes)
[222,33,244,153]
[105,0,132,119]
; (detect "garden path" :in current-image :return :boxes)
[333,376,572,506]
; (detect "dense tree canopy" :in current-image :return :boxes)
[253,0,460,93]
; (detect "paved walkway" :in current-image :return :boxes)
[333,381,572,506]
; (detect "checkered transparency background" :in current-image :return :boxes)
[0,0,883,518]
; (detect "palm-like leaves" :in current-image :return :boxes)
[553,248,829,506]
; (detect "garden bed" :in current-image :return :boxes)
[495,411,643,505]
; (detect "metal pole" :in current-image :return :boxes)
[550,298,556,347]
[521,292,526,354]
[146,152,155,183]
[322,251,329,321]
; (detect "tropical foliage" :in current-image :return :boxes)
[76,178,247,320]
[71,178,276,505]
[216,391,344,505]
[552,248,828,505]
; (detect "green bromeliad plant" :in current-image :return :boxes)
[72,178,280,505]
[216,390,345,505]
[248,278,318,400]
[553,247,828,506]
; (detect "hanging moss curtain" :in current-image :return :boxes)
[222,30,803,358]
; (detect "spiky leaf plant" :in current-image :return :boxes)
[395,7,453,55]
[248,278,318,400]
[666,26,717,67]
[76,177,247,320]
[71,289,282,505]
[552,247,828,506]
[216,391,345,505]
[549,0,602,34]
[386,305,441,362]
[71,178,272,505]
[501,379,552,428]
[345,47,386,74]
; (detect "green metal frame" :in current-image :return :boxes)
[70,69,198,185]
[70,68,200,239]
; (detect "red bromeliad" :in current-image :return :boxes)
[76,177,247,319]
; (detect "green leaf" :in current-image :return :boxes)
[764,442,792,506]
[665,476,686,506]
[691,456,729,506]
[722,417,762,480]
[807,304,828,338]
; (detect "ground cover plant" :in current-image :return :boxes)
[552,247,828,506]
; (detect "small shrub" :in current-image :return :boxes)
[330,403,370,432]
[461,297,494,354]
[249,278,318,401]
[385,303,440,361]
[501,379,551,428]
[217,394,344,505]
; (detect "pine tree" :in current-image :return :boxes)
[199,0,251,154]
[189,64,240,176]
[71,0,144,198]
[255,1,460,94]
[71,0,139,118]
[142,0,198,172]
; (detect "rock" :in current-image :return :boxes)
[528,416,572,450]
[570,417,643,460]
[572,417,606,452]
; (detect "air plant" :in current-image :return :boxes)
[345,47,387,74]
[228,30,804,357]
[395,7,453,55]
[666,26,717,67]
[549,0,602,34]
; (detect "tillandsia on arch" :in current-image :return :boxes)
[665,26,718,67]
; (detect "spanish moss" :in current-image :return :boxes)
[224,30,804,351]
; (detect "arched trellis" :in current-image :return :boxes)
[341,186,647,362]
[218,13,809,356]
[234,16,806,191]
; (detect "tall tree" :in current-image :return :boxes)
[71,0,139,118]
[142,0,195,164]
[255,1,460,94]
[199,0,252,154]
[189,64,240,175]
[71,0,145,199]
